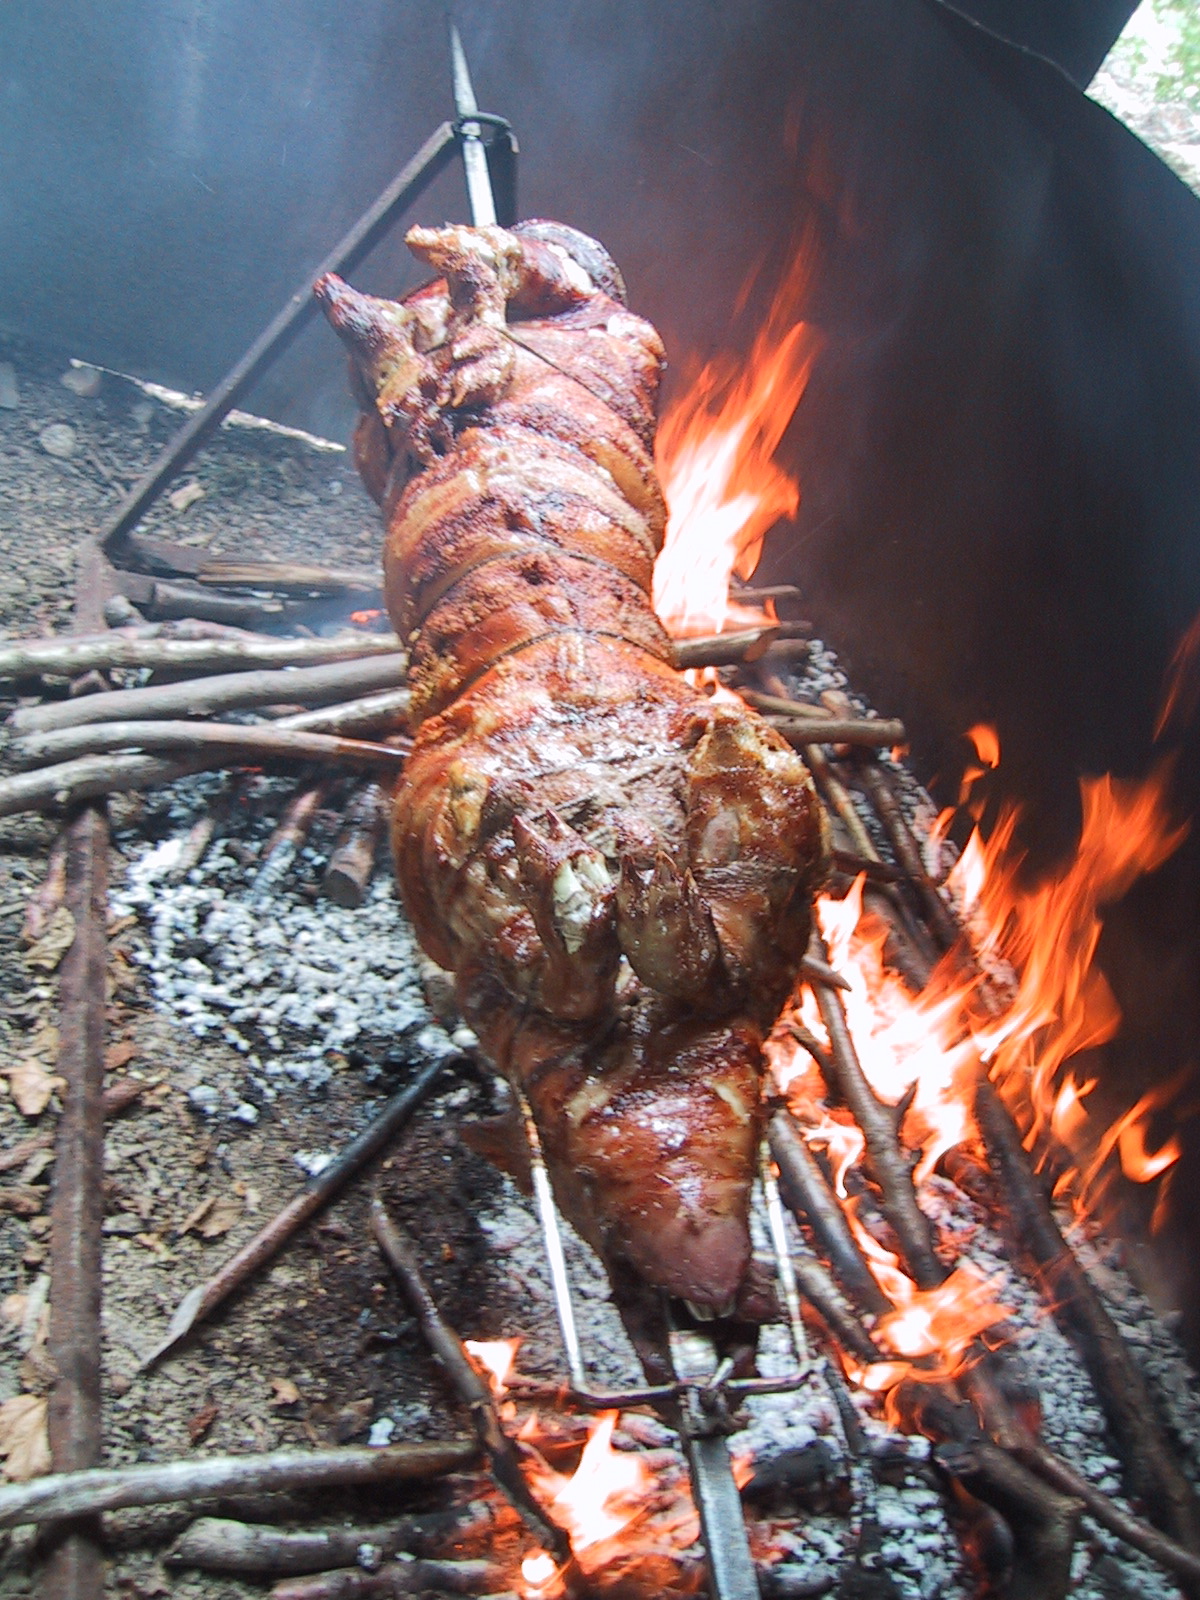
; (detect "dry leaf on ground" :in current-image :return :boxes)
[5,1059,64,1117]
[199,1193,243,1238]
[269,1377,302,1407]
[104,1039,137,1071]
[0,1393,50,1481]
[168,479,205,513]
[186,1402,219,1444]
[23,905,75,971]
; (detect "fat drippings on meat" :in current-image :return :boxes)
[317,221,827,1348]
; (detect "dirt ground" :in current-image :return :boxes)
[0,339,531,1597]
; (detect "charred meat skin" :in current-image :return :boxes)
[318,222,827,1321]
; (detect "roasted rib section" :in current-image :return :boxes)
[317,221,827,1331]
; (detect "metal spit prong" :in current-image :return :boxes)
[516,1089,589,1393]
[449,23,498,228]
[759,1141,811,1368]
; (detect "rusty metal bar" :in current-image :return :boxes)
[100,121,458,567]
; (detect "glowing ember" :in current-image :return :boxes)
[652,237,819,638]
[463,1337,520,1395]
[520,1551,558,1596]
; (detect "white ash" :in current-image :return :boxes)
[109,772,433,1103]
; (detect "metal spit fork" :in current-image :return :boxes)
[518,1090,819,1600]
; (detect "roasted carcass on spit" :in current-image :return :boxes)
[317,221,827,1366]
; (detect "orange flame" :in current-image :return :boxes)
[767,729,1192,1403]
[524,1412,654,1574]
[463,1337,520,1396]
[652,235,819,638]
[1156,608,1200,739]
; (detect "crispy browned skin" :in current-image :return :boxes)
[317,223,827,1322]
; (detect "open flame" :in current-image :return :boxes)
[652,235,819,638]
[521,1412,655,1583]
[464,1336,520,1395]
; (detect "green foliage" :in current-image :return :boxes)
[1152,0,1200,108]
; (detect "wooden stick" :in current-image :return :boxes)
[0,631,404,682]
[166,1512,476,1576]
[768,715,907,749]
[194,560,381,595]
[9,721,410,773]
[370,1199,571,1563]
[252,777,337,898]
[0,1441,477,1531]
[10,654,409,735]
[852,756,961,951]
[975,1078,1200,1572]
[0,695,413,819]
[808,930,944,1290]
[740,689,834,718]
[672,625,778,668]
[43,541,110,1600]
[324,781,389,908]
[99,120,458,560]
[269,1561,504,1599]
[799,952,851,992]
[275,689,412,739]
[767,1109,890,1317]
[142,1057,452,1368]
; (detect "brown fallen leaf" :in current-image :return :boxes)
[0,1187,45,1217]
[186,1401,219,1445]
[103,1078,147,1118]
[0,1393,50,1482]
[269,1377,302,1408]
[23,905,76,971]
[5,1059,64,1118]
[104,1039,137,1071]
[178,1195,215,1235]
[198,1192,243,1239]
[0,1133,53,1175]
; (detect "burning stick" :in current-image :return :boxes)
[252,777,338,899]
[767,1109,890,1317]
[8,720,410,773]
[903,1385,1082,1600]
[0,630,404,683]
[807,931,945,1290]
[9,652,409,735]
[143,1056,453,1368]
[323,781,389,908]
[0,1441,477,1531]
[672,624,778,668]
[974,1078,1200,1572]
[42,541,110,1600]
[369,1197,572,1563]
[851,755,961,951]
[767,715,907,750]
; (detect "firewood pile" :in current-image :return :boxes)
[0,350,1198,1600]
